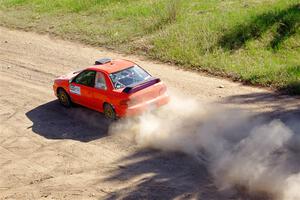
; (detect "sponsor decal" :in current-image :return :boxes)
[70,85,81,95]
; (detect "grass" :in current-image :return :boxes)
[0,0,299,94]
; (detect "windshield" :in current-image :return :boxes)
[109,65,151,89]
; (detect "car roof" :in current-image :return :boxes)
[86,59,136,74]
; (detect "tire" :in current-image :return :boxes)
[57,88,72,108]
[103,103,116,120]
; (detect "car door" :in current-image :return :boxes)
[69,70,96,108]
[91,71,109,112]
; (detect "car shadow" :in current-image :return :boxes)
[25,93,300,199]
[26,100,112,142]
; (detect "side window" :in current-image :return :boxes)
[73,70,96,87]
[95,72,107,90]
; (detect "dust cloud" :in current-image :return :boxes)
[109,94,300,199]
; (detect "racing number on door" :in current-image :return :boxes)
[70,85,81,95]
[69,70,96,105]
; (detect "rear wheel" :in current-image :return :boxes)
[58,88,72,108]
[103,103,116,120]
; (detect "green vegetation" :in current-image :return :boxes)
[0,0,299,94]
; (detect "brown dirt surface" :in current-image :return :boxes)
[0,27,299,200]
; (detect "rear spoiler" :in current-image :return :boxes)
[122,77,161,94]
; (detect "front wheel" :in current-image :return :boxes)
[58,89,72,108]
[103,103,116,120]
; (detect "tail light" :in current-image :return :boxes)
[120,98,140,107]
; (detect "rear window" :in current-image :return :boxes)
[109,65,151,89]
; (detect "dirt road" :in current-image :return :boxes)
[0,27,299,200]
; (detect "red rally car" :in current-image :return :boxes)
[53,58,169,119]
